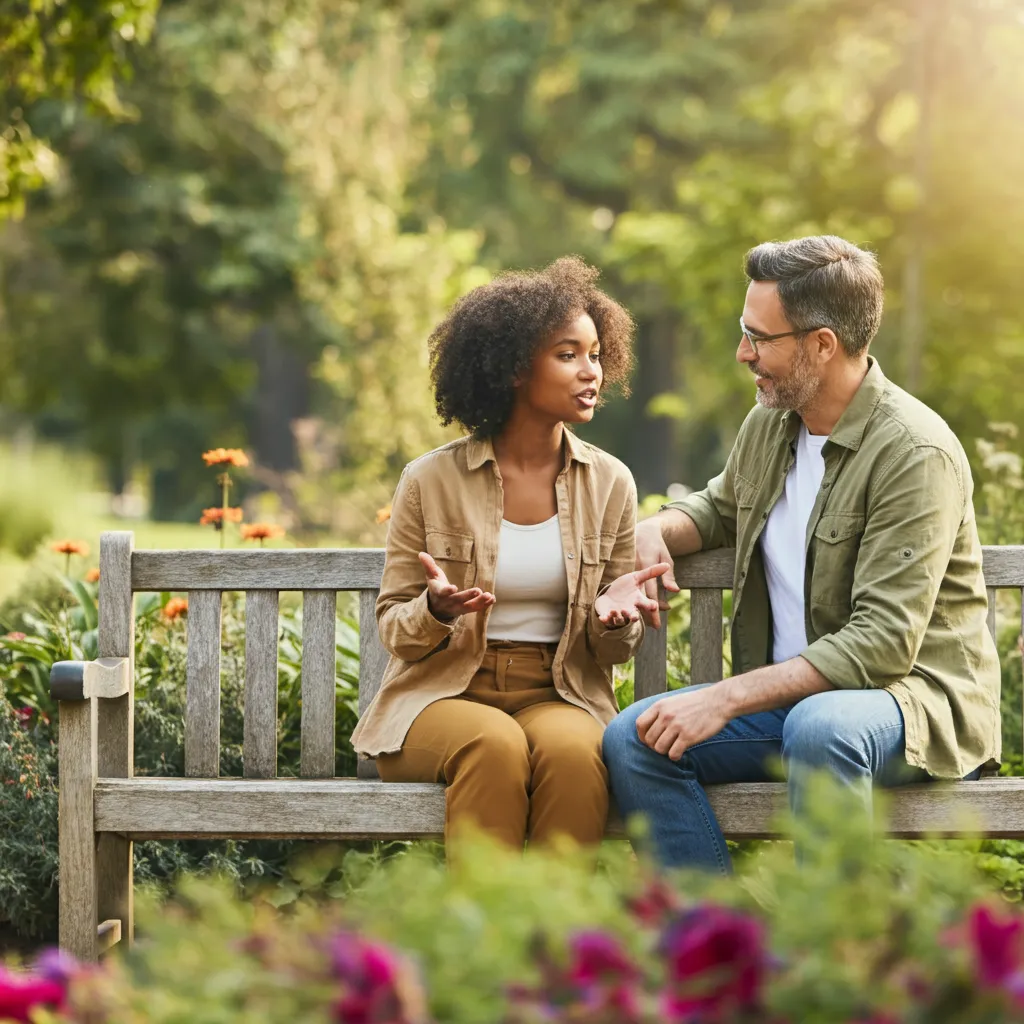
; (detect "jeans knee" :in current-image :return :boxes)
[602,707,644,767]
[782,698,867,773]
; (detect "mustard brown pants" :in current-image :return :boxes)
[376,642,609,849]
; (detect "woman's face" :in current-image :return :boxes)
[517,312,603,425]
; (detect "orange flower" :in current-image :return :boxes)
[240,523,286,542]
[51,539,89,557]
[202,448,250,468]
[199,507,243,526]
[84,567,101,583]
[162,597,189,621]
[376,504,392,524]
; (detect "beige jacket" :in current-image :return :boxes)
[351,430,644,757]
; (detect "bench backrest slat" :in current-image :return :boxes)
[243,590,279,779]
[184,590,222,777]
[690,589,725,685]
[300,590,338,778]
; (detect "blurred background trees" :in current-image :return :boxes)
[1,0,1022,542]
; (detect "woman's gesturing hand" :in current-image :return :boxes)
[594,562,672,628]
[419,551,496,621]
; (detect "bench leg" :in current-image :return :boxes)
[58,698,98,960]
[97,834,133,949]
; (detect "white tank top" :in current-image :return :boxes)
[486,515,569,643]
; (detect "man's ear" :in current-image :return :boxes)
[814,327,840,362]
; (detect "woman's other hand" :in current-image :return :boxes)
[594,562,671,628]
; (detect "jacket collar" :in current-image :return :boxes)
[777,355,886,452]
[465,427,593,471]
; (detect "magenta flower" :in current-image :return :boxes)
[330,931,423,1024]
[658,905,766,1022]
[566,931,643,1021]
[968,904,1024,987]
[625,877,680,928]
[0,967,67,1022]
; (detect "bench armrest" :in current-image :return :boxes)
[50,658,131,701]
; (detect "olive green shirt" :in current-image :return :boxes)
[666,358,1000,778]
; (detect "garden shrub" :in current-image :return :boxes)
[7,782,1024,1022]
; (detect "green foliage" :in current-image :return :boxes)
[0,569,365,943]
[14,781,1024,1022]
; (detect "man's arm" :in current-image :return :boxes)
[637,657,833,760]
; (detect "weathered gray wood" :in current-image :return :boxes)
[987,587,997,645]
[132,549,386,592]
[675,549,735,589]
[634,581,668,700]
[95,778,447,839]
[129,545,1024,594]
[92,776,1024,842]
[97,919,122,953]
[95,532,134,949]
[59,698,98,959]
[185,590,222,778]
[244,591,279,779]
[301,590,337,778]
[690,589,725,684]
[357,589,390,779]
[982,546,1024,586]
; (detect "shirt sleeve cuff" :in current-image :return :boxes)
[661,494,719,549]
[801,634,872,690]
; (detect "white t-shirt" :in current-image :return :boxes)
[760,425,828,663]
[486,515,569,643]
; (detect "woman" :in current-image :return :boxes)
[351,256,669,851]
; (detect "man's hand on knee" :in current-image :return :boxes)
[636,686,731,761]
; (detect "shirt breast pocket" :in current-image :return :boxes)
[811,513,865,609]
[579,532,615,605]
[424,531,476,591]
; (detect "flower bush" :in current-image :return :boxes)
[8,800,1024,1023]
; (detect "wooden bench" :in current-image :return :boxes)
[52,531,1024,958]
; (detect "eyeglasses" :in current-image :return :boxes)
[739,317,820,359]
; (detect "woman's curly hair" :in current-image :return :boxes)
[429,255,634,438]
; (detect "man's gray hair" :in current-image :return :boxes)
[745,235,884,356]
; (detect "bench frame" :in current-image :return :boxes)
[52,531,1024,958]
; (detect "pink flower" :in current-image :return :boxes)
[567,932,643,1021]
[330,931,424,1024]
[14,706,33,726]
[3,631,26,642]
[0,967,67,1022]
[659,905,766,1022]
[626,877,680,927]
[968,904,1024,988]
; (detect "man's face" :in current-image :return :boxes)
[737,281,822,412]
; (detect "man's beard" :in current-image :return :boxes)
[752,340,822,411]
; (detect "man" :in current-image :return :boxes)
[602,235,1000,873]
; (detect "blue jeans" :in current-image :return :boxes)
[603,686,968,874]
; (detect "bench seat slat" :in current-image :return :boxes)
[93,777,1024,841]
[301,591,337,778]
[185,591,222,777]
[244,591,279,779]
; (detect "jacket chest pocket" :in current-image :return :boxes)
[579,532,615,605]
[810,514,864,609]
[425,531,476,591]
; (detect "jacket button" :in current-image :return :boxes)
[830,530,837,538]
[567,552,575,560]
[445,546,452,555]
